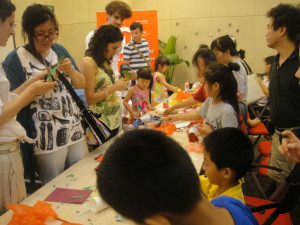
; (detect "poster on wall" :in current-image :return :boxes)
[96,10,158,72]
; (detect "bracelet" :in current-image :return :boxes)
[104,89,109,97]
[68,65,76,76]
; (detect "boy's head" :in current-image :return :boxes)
[202,128,253,184]
[266,4,300,48]
[264,55,275,75]
[105,1,132,27]
[155,55,170,72]
[97,129,201,224]
[130,22,143,43]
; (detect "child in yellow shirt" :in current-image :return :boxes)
[200,128,254,203]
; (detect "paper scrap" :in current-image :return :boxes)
[44,188,93,204]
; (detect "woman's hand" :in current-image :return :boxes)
[114,79,129,91]
[163,115,178,123]
[28,80,57,96]
[58,58,75,75]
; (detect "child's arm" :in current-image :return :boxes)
[123,87,139,118]
[163,97,199,115]
[164,111,201,123]
[156,74,178,93]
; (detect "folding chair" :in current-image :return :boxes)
[248,122,271,147]
[245,164,300,225]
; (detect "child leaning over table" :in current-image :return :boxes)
[123,67,153,123]
[151,56,179,106]
[200,127,254,203]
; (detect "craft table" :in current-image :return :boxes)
[0,131,203,225]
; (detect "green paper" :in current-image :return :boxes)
[83,185,96,190]
[122,70,131,75]
[69,195,83,200]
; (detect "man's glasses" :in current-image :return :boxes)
[33,32,58,41]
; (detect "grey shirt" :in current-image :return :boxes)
[197,97,238,130]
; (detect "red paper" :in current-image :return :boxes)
[44,188,92,203]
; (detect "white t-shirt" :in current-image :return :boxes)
[16,47,84,154]
[0,65,33,143]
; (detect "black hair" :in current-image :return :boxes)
[105,0,132,20]
[205,62,240,118]
[267,4,300,42]
[137,67,153,104]
[0,0,15,22]
[192,44,217,68]
[130,22,143,32]
[22,4,59,63]
[264,55,276,65]
[203,128,254,181]
[155,55,170,71]
[97,129,201,223]
[211,35,246,59]
[137,67,152,80]
[86,24,123,68]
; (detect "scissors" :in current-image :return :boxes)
[43,55,65,82]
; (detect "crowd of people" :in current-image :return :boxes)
[0,0,299,224]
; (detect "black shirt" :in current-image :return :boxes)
[269,50,300,128]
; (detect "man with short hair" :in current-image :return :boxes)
[265,3,300,183]
[123,22,151,71]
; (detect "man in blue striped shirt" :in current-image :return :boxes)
[123,22,150,71]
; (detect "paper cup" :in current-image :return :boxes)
[89,196,109,213]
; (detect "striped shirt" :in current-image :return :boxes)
[123,39,150,71]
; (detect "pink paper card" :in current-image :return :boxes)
[44,188,93,204]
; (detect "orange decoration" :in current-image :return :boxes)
[174,91,192,102]
[5,201,70,225]
[150,124,177,136]
[61,223,83,225]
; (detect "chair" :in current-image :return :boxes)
[248,122,271,146]
[255,140,272,163]
[246,164,300,225]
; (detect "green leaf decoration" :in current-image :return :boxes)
[66,174,74,178]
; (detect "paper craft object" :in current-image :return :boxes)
[44,188,93,204]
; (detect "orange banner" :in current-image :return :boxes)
[96,10,158,72]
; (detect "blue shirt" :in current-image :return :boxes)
[211,196,259,225]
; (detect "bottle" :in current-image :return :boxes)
[163,89,169,108]
[185,80,190,92]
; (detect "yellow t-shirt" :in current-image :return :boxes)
[199,175,245,204]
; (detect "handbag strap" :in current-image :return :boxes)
[58,71,108,140]
[129,42,153,72]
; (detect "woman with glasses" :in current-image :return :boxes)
[3,4,88,184]
[81,25,129,145]
[0,1,57,214]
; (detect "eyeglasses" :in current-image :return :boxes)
[33,32,58,41]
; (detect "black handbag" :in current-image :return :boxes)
[57,71,111,146]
